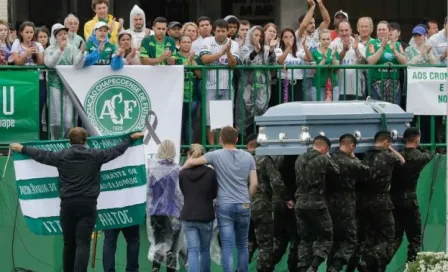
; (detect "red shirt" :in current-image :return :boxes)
[330,30,338,41]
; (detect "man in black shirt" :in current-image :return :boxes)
[10,127,144,272]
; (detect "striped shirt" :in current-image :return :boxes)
[200,37,240,90]
[429,30,448,65]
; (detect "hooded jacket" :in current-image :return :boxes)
[84,14,120,44]
[127,5,148,48]
[84,29,123,70]
[179,165,217,222]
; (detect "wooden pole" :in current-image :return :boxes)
[90,231,99,268]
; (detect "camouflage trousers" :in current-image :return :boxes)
[273,203,299,272]
[327,203,357,271]
[346,202,367,272]
[359,207,395,271]
[295,208,333,269]
[248,218,258,261]
[392,198,422,262]
[252,210,274,272]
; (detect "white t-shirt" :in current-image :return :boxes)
[11,40,44,66]
[199,37,240,90]
[274,47,305,80]
[330,37,367,96]
[296,28,320,78]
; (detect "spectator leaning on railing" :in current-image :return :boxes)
[0,20,12,65]
[429,16,448,65]
[405,25,439,65]
[84,21,124,70]
[64,14,84,48]
[331,21,367,100]
[236,25,277,137]
[366,21,407,105]
[44,23,85,140]
[117,31,141,65]
[200,19,239,145]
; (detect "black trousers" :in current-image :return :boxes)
[60,199,97,272]
[273,203,299,272]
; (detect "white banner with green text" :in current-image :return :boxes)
[407,66,448,116]
[56,65,184,162]
[12,134,147,235]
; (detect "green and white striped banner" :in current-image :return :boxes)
[12,133,147,235]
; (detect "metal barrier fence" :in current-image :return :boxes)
[0,64,446,153]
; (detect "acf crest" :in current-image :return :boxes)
[85,75,151,134]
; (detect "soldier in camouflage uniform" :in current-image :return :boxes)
[272,155,300,272]
[295,135,340,272]
[359,130,405,271]
[253,147,288,272]
[245,134,258,261]
[391,128,434,262]
[326,134,370,272]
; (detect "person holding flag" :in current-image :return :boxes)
[9,128,144,272]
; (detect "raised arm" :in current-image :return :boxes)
[97,132,144,164]
[11,144,61,167]
[316,0,331,30]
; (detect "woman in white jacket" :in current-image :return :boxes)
[44,23,85,140]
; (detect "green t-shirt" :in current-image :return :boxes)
[140,35,177,65]
[366,39,402,81]
[311,48,339,88]
[173,52,198,102]
[85,40,117,65]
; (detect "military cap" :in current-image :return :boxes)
[314,135,331,148]
[403,127,421,140]
[374,130,393,141]
[245,133,258,145]
[339,133,357,145]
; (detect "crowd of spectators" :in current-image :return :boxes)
[1,0,446,145]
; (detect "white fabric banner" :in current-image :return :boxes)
[56,66,184,162]
[406,66,448,116]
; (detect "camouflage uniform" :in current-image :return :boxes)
[252,155,287,272]
[295,150,340,271]
[272,155,299,272]
[391,147,433,262]
[346,184,368,272]
[326,150,370,271]
[360,147,402,271]
[245,148,258,262]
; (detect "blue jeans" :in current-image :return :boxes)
[216,203,251,272]
[182,220,214,272]
[102,225,140,272]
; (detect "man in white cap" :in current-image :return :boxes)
[331,10,348,40]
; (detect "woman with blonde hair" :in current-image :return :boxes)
[0,20,12,64]
[181,22,199,42]
[179,144,217,272]
[147,140,184,272]
[405,25,438,64]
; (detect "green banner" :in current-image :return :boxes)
[0,70,40,144]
